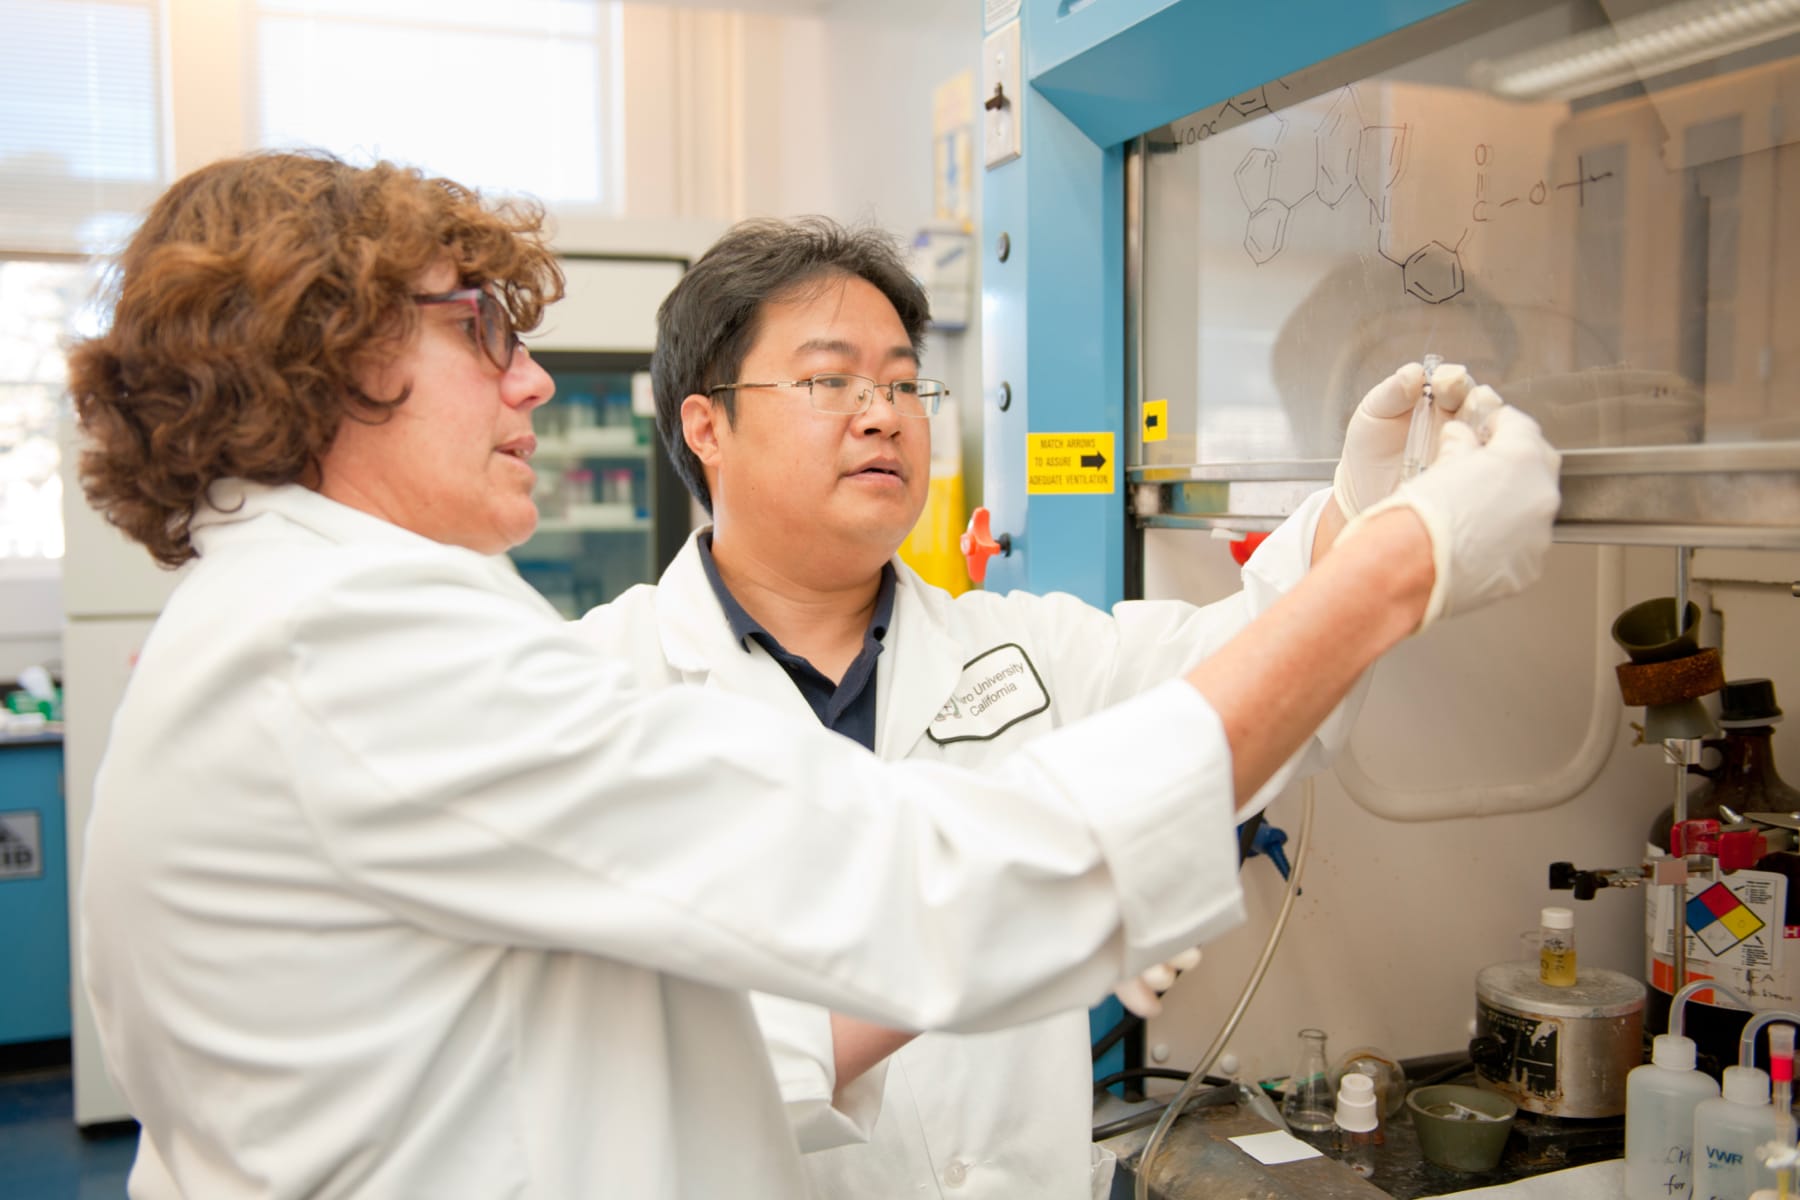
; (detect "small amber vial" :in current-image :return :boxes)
[1539,906,1577,987]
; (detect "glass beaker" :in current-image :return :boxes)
[1283,1028,1336,1133]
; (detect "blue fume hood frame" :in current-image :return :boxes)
[980,0,1468,605]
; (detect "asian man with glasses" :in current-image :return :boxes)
[572,215,1557,1199]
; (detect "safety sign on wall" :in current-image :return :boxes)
[0,811,42,881]
[1027,432,1115,495]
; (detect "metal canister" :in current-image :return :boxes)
[1471,962,1646,1118]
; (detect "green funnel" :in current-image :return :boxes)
[1612,597,1702,664]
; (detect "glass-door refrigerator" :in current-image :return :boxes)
[507,252,695,616]
[512,352,694,618]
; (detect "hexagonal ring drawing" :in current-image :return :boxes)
[1357,124,1408,223]
[1235,148,1276,211]
[1314,91,1362,207]
[1244,199,1291,264]
[1271,115,1318,206]
[1402,241,1466,304]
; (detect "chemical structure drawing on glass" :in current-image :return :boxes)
[1162,82,1617,305]
[1472,143,1617,223]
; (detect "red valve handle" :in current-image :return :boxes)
[960,507,1011,585]
[1670,818,1768,871]
[1227,531,1271,567]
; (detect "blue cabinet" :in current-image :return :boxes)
[0,736,69,1045]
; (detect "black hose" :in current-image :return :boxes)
[1409,1057,1474,1090]
[1094,1067,1231,1093]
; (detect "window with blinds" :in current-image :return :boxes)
[254,0,620,208]
[0,0,165,255]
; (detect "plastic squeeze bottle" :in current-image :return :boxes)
[1693,1066,1782,1200]
[1625,1033,1720,1200]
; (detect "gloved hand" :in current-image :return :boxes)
[1333,362,1475,518]
[1345,394,1561,630]
[1113,947,1202,1019]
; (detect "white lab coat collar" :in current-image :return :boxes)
[652,531,967,761]
[191,478,415,546]
[871,566,967,762]
[652,534,821,733]
[188,479,551,609]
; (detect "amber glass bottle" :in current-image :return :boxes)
[1647,679,1800,862]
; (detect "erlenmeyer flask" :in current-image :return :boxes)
[1283,1027,1336,1133]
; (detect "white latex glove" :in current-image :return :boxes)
[1113,947,1202,1020]
[1344,394,1561,630]
[1333,362,1475,518]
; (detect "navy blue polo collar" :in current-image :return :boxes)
[695,531,895,654]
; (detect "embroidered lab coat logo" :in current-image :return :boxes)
[927,643,1050,744]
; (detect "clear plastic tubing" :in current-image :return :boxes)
[1741,1013,1800,1070]
[1133,782,1317,1200]
[1401,353,1442,480]
[1770,1024,1794,1121]
[1670,979,1755,1038]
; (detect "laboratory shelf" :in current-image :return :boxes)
[533,512,652,535]
[508,350,693,618]
[534,429,650,460]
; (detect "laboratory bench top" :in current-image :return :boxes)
[1102,1071,1622,1200]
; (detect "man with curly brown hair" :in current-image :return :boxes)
[67,151,1559,1199]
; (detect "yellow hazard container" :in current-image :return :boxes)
[898,396,970,596]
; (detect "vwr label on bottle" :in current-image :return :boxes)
[0,810,43,881]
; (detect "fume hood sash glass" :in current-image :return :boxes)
[1130,0,1800,548]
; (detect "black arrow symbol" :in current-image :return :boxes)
[1080,452,1107,470]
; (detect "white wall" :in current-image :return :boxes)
[0,569,61,682]
[738,5,987,502]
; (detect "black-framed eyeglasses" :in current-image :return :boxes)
[412,287,519,373]
[709,373,947,418]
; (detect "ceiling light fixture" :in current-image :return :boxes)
[1470,0,1800,101]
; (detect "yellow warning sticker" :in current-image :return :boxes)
[1142,399,1168,444]
[1027,432,1115,495]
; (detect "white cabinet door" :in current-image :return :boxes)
[62,615,155,1126]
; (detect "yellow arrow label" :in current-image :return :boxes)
[1142,398,1168,443]
[1027,432,1115,495]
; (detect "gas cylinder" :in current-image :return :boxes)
[1645,679,1800,1072]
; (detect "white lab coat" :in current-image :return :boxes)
[81,481,1259,1200]
[573,489,1360,1200]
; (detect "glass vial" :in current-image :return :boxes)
[1540,906,1577,987]
[1332,1071,1383,1179]
[1283,1028,1336,1133]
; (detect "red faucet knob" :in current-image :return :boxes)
[1227,531,1271,566]
[960,507,1011,585]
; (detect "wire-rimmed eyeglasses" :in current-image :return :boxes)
[709,373,947,418]
[412,287,520,373]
